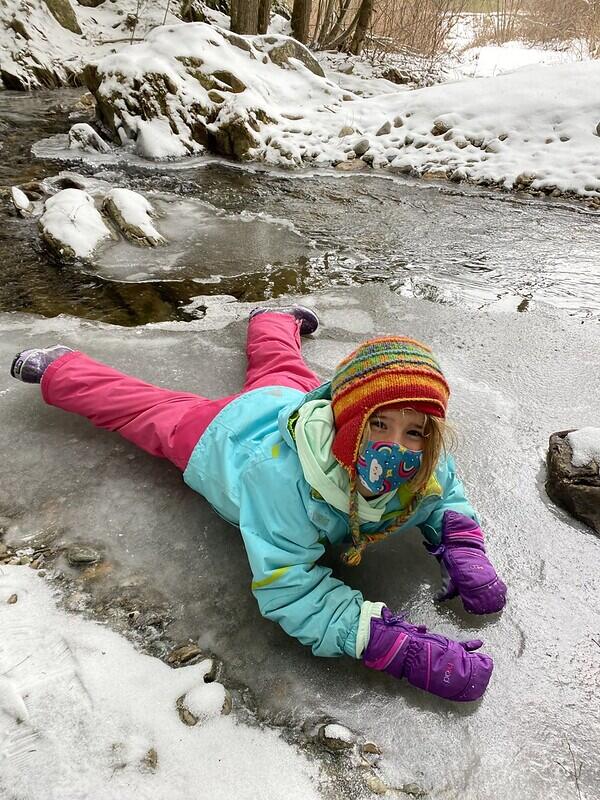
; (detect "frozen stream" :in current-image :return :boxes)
[1,89,600,799]
[2,286,599,800]
[2,89,600,325]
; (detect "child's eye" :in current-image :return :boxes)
[371,418,385,429]
[408,429,424,438]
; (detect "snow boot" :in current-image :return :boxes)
[11,345,74,384]
[249,304,319,336]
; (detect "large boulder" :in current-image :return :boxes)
[82,22,343,162]
[43,0,82,35]
[546,429,600,535]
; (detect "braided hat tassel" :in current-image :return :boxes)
[340,476,424,566]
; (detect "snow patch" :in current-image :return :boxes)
[567,427,600,472]
[0,566,320,800]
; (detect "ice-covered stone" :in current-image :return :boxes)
[68,123,111,154]
[102,188,166,247]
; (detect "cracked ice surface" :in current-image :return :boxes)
[1,285,599,799]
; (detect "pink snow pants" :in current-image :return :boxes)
[41,314,321,471]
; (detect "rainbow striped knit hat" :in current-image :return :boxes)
[331,336,450,474]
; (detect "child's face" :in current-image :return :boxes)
[367,407,427,452]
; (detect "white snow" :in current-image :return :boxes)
[454,41,585,79]
[0,0,183,90]
[135,118,192,159]
[39,188,112,258]
[567,427,600,472]
[0,566,320,800]
[183,682,228,719]
[322,723,354,743]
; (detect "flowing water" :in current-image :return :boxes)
[2,88,600,326]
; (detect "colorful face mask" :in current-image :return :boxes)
[356,440,423,494]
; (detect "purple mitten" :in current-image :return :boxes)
[427,510,507,615]
[363,607,493,702]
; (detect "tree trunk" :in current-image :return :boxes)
[292,0,312,44]
[349,0,373,54]
[258,0,272,34]
[320,0,352,48]
[231,0,260,34]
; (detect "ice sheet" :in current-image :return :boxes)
[1,286,599,799]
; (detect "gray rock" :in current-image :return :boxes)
[376,121,391,136]
[6,17,30,40]
[254,36,325,78]
[381,67,411,85]
[140,747,158,772]
[432,118,452,137]
[338,125,354,137]
[76,0,105,6]
[43,0,82,35]
[546,430,600,535]
[67,545,101,565]
[353,138,370,157]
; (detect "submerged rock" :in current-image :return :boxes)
[66,545,101,565]
[546,429,600,535]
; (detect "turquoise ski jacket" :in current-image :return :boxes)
[183,383,476,659]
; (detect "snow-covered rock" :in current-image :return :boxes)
[68,123,111,153]
[44,0,82,35]
[79,20,600,197]
[102,188,166,246]
[82,22,347,162]
[0,0,184,90]
[39,188,112,259]
[546,428,600,534]
[11,187,32,215]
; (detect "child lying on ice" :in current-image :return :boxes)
[11,305,506,701]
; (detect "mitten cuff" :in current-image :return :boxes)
[356,601,385,658]
[442,510,485,550]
